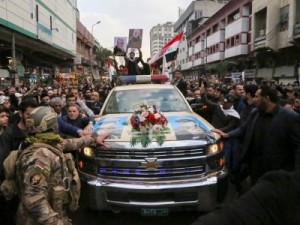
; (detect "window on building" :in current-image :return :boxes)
[227,9,240,24]
[212,23,219,33]
[195,11,203,19]
[231,37,234,46]
[50,16,52,30]
[236,35,240,45]
[279,5,289,32]
[207,29,211,36]
[36,5,39,22]
[226,39,230,48]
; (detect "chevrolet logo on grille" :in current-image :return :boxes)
[140,157,161,169]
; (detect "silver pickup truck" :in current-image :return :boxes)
[77,83,228,215]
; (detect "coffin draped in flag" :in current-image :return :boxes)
[149,32,184,65]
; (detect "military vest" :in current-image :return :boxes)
[0,142,80,213]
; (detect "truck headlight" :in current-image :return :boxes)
[83,147,93,157]
[208,142,223,155]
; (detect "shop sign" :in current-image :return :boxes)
[37,23,52,44]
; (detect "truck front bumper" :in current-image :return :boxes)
[80,169,228,212]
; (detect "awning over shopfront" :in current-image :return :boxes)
[278,77,297,85]
[0,69,10,78]
[273,66,295,78]
[257,68,273,78]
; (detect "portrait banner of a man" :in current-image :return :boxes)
[113,37,127,56]
[127,29,143,48]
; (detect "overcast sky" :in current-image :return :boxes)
[77,0,191,59]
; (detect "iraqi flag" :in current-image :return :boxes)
[149,32,184,65]
[107,57,114,82]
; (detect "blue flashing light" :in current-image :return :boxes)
[119,75,138,84]
[122,169,130,174]
[135,170,142,175]
[99,168,107,173]
[159,170,166,174]
[118,74,168,85]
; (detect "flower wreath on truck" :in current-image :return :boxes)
[129,104,170,148]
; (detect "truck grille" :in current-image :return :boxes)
[94,146,206,180]
[94,146,205,159]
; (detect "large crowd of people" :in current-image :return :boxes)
[0,68,300,224]
[179,74,300,225]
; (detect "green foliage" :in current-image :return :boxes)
[140,134,151,148]
[130,127,170,148]
[93,45,113,79]
[130,136,138,147]
[154,133,165,146]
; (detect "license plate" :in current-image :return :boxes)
[141,208,169,216]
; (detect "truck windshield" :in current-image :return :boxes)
[103,88,190,114]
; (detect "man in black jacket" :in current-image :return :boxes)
[172,69,187,97]
[124,49,142,75]
[0,99,38,225]
[141,58,151,75]
[0,99,39,181]
[213,85,300,185]
[191,170,300,225]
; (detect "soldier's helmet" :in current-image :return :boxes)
[26,106,58,133]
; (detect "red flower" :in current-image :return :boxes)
[147,113,155,125]
[159,115,167,125]
[130,116,139,129]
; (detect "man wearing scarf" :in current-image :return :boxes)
[15,106,106,225]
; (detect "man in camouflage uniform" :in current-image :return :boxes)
[15,106,106,225]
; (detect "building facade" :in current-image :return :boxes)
[74,18,100,84]
[252,0,300,84]
[186,0,252,81]
[177,0,300,84]
[0,0,77,86]
[174,0,227,71]
[150,22,175,57]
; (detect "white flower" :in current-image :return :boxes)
[148,107,154,114]
[138,115,146,122]
[154,113,161,119]
[141,111,149,118]
[152,124,162,132]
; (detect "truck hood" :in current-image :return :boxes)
[93,112,217,145]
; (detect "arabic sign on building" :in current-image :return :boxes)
[37,23,52,44]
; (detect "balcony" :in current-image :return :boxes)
[294,21,300,38]
[254,29,267,50]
